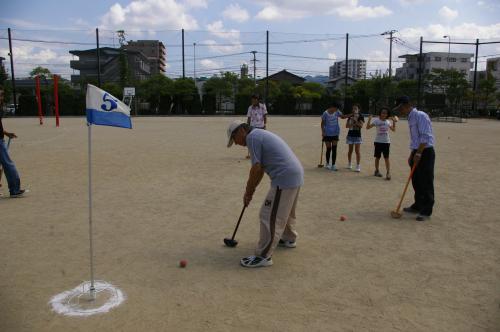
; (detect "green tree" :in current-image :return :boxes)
[237,77,256,95]
[203,72,236,112]
[395,80,418,101]
[173,77,198,114]
[102,82,122,99]
[138,74,174,113]
[29,66,51,78]
[0,62,7,85]
[425,68,469,110]
[477,72,497,113]
[291,82,324,114]
[119,52,130,88]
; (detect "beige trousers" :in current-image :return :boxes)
[255,186,300,258]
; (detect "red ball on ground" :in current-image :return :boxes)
[340,215,347,221]
[179,260,187,268]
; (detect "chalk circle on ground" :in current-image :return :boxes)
[49,280,125,317]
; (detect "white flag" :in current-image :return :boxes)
[86,84,132,129]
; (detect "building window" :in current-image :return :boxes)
[434,57,441,61]
[461,58,468,63]
[449,57,457,62]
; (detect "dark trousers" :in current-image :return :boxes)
[409,147,435,216]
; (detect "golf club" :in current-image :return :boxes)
[317,141,324,168]
[223,205,246,247]
[391,162,418,218]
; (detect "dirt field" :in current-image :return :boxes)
[1,116,499,332]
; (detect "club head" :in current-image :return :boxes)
[391,210,403,219]
[317,164,324,168]
[224,238,238,247]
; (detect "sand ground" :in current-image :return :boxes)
[0,116,499,332]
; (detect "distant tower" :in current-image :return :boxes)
[241,64,248,78]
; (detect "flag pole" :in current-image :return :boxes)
[88,122,95,299]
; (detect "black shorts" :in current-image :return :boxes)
[374,142,390,158]
[323,135,339,142]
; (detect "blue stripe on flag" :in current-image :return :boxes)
[86,109,132,129]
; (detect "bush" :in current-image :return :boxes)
[17,95,39,116]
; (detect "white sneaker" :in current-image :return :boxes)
[278,239,297,248]
[331,164,338,171]
[355,165,361,172]
[240,255,273,268]
[347,163,352,170]
[325,164,332,170]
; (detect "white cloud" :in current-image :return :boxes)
[0,18,57,30]
[71,18,91,27]
[200,59,223,70]
[204,20,243,54]
[0,45,73,78]
[203,39,243,54]
[400,22,500,40]
[254,0,392,21]
[399,0,428,5]
[365,50,387,61]
[327,52,337,60]
[255,6,304,21]
[183,0,208,8]
[334,5,392,20]
[320,41,337,49]
[222,4,250,23]
[206,20,240,40]
[438,6,458,21]
[99,0,199,31]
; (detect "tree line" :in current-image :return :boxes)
[1,66,499,117]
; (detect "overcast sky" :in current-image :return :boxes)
[1,0,499,79]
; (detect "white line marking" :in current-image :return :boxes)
[49,280,125,317]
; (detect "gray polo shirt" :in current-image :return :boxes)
[246,129,304,189]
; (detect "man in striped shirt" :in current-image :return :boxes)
[394,96,435,221]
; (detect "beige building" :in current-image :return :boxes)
[329,59,366,80]
[125,40,166,75]
[486,57,500,90]
[396,52,474,81]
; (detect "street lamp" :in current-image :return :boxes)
[443,35,451,69]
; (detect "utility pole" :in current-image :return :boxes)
[443,35,451,69]
[7,28,17,114]
[96,28,101,88]
[251,51,258,86]
[193,42,196,81]
[182,29,185,79]
[344,33,348,107]
[472,38,479,114]
[417,36,423,108]
[381,30,397,78]
[265,30,269,107]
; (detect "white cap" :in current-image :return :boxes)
[226,120,245,147]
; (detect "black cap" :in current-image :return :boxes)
[251,94,259,99]
[330,101,342,109]
[396,96,410,105]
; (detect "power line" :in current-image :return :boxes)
[0,37,112,46]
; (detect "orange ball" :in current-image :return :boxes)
[340,215,347,221]
[179,260,187,268]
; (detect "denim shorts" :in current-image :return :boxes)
[346,136,363,145]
